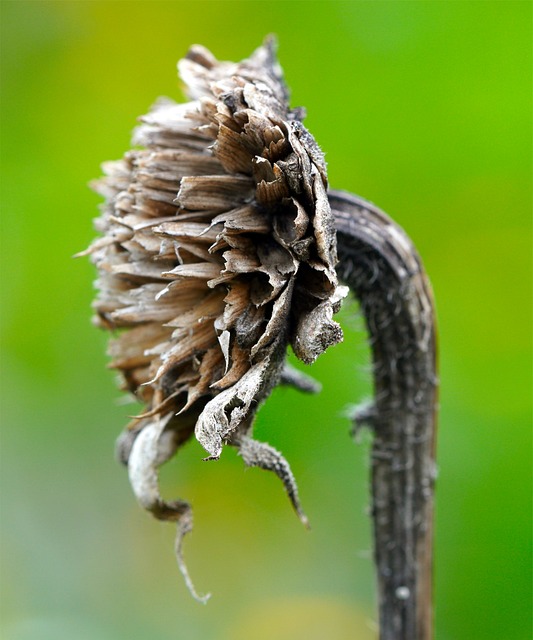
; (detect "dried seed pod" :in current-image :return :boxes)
[85,38,346,599]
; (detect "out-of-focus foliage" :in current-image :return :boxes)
[1,2,530,639]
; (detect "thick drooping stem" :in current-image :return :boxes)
[330,190,438,640]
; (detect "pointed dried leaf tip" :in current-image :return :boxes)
[86,38,344,598]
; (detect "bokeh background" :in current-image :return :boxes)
[1,2,531,639]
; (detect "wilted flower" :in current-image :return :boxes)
[85,38,346,600]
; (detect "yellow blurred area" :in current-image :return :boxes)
[224,597,376,640]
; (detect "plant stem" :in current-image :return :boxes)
[330,190,438,640]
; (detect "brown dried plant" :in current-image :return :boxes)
[85,39,437,640]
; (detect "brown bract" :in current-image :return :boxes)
[85,39,345,600]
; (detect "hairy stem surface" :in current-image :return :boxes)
[330,190,438,640]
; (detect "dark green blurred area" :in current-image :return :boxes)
[1,1,531,639]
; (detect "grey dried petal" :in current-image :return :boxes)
[195,355,276,460]
[127,414,209,603]
[87,38,345,598]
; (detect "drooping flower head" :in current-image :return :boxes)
[86,38,345,600]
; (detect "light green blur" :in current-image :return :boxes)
[1,2,531,639]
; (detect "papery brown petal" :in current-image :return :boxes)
[177,175,253,212]
[153,221,221,242]
[163,262,221,280]
[210,341,250,390]
[250,279,294,359]
[211,205,271,234]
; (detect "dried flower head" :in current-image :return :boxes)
[85,38,346,600]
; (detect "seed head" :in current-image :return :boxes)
[85,38,346,600]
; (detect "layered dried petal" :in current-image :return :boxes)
[87,38,345,598]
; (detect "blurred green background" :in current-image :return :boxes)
[1,1,531,639]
